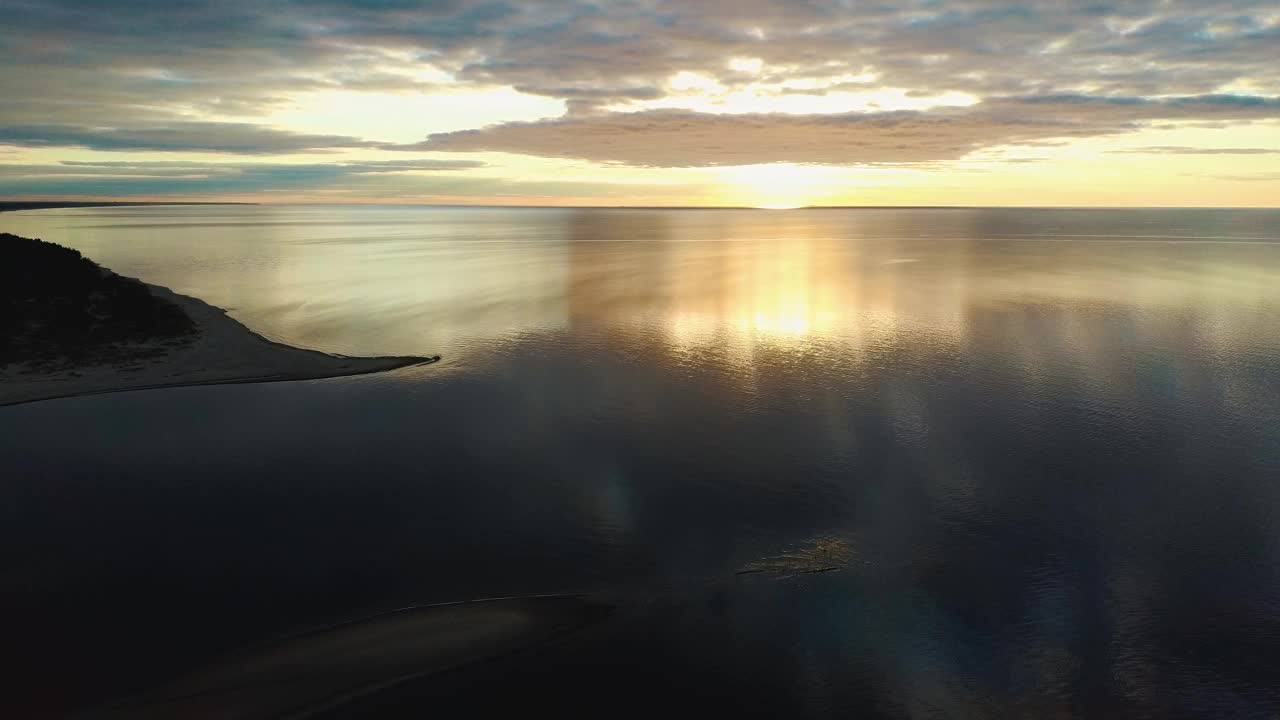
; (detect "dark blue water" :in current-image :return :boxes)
[3,206,1280,717]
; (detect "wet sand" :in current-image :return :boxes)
[0,277,432,407]
[82,595,612,719]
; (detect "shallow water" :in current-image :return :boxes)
[3,205,1280,717]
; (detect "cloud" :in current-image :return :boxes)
[3,2,1280,121]
[406,95,1280,167]
[66,159,485,171]
[446,1,1280,106]
[0,0,1278,180]
[0,123,388,154]
[1193,171,1280,182]
[0,157,694,203]
[1108,146,1280,155]
[0,158,487,195]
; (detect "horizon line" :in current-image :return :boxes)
[4,199,1280,212]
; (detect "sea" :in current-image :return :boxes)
[3,205,1280,718]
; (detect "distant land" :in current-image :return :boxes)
[0,201,255,213]
[1,201,1262,213]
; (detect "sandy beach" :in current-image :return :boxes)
[0,276,432,407]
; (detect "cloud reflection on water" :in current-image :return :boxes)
[4,207,1280,716]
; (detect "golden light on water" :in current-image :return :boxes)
[651,228,960,367]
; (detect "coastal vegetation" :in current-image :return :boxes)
[0,233,194,369]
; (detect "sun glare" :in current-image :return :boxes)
[267,87,564,142]
[716,163,842,208]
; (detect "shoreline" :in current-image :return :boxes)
[0,276,434,407]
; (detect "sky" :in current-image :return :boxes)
[0,0,1277,207]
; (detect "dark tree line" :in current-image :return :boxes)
[1,233,194,366]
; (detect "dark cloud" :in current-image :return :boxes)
[0,123,384,154]
[0,158,486,195]
[0,0,1277,164]
[407,95,1280,167]
[3,2,1279,111]
[53,159,486,171]
[444,1,1280,106]
[0,158,678,200]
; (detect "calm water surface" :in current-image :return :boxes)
[3,206,1280,717]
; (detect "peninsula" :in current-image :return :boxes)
[0,233,433,406]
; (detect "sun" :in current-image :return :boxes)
[714,163,840,209]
